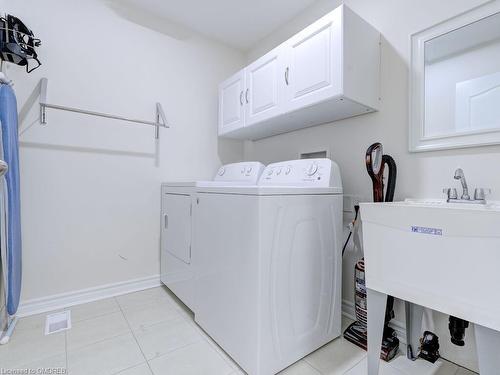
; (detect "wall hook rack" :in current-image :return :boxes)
[39,78,169,139]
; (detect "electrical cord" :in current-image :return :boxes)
[342,204,360,257]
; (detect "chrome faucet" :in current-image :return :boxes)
[443,168,491,204]
[453,168,469,200]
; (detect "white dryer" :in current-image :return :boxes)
[193,159,343,375]
[160,162,265,311]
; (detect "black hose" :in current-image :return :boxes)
[382,155,397,202]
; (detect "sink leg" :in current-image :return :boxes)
[367,288,387,375]
[405,301,424,360]
[475,323,500,375]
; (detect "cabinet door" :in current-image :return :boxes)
[218,70,245,135]
[162,193,192,264]
[245,46,286,126]
[284,8,343,112]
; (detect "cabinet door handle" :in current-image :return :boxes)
[164,214,168,229]
[285,67,289,85]
[245,88,249,104]
[239,90,244,106]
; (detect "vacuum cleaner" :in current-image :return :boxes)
[342,142,400,361]
[449,316,469,347]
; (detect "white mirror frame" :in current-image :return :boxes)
[409,0,500,152]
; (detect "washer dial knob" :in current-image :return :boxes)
[307,163,318,176]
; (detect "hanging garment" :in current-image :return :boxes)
[0,121,7,331]
[0,83,21,316]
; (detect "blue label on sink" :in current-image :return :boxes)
[411,226,442,236]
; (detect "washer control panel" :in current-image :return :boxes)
[259,159,341,188]
[214,162,266,183]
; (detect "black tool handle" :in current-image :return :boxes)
[382,155,397,202]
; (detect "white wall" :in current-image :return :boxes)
[1,0,245,301]
[243,0,497,371]
[2,0,495,370]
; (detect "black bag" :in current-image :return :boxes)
[0,14,41,73]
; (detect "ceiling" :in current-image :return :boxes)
[115,0,318,50]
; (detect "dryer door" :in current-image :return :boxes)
[162,193,192,264]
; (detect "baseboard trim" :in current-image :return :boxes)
[342,299,407,345]
[341,299,356,320]
[17,275,161,317]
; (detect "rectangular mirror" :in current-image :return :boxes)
[410,1,500,152]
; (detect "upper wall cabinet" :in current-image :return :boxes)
[218,5,381,140]
[285,8,342,112]
[245,46,286,126]
[218,70,246,135]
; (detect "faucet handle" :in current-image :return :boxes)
[474,188,491,201]
[443,188,458,200]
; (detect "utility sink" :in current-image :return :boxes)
[361,199,500,331]
[360,199,500,375]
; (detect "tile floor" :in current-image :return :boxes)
[0,286,477,375]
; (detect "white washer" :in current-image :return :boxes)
[193,159,343,375]
[160,162,265,311]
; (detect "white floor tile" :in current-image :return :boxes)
[197,330,238,368]
[174,299,196,321]
[148,341,234,375]
[192,324,246,372]
[455,367,477,375]
[114,362,153,375]
[5,288,481,375]
[16,298,120,334]
[67,333,145,375]
[16,312,57,333]
[6,353,67,373]
[162,289,194,316]
[390,355,459,375]
[305,337,367,375]
[433,360,461,375]
[121,298,180,331]
[344,357,404,375]
[0,327,65,369]
[67,311,130,351]
[279,360,321,375]
[116,287,172,311]
[70,298,121,323]
[134,316,202,360]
